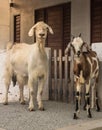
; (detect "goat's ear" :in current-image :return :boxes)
[83,42,91,51]
[46,25,54,34]
[65,42,71,55]
[79,33,81,37]
[28,25,37,37]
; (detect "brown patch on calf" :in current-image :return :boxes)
[74,60,82,77]
[80,53,91,80]
[92,60,97,73]
[89,51,97,57]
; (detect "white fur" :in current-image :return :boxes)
[4,21,53,111]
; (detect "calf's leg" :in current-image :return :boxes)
[73,79,81,119]
[85,80,92,118]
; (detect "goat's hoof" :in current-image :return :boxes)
[39,107,45,111]
[3,102,8,105]
[73,113,78,119]
[20,101,26,105]
[28,107,35,111]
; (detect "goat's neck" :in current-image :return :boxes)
[36,38,46,43]
[36,39,46,54]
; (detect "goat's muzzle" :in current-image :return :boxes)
[39,33,45,38]
[77,51,81,57]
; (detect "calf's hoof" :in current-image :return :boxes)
[73,113,78,119]
[88,114,92,118]
[3,102,8,105]
[96,108,100,112]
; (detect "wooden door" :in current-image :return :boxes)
[14,15,21,43]
[91,0,102,43]
[35,3,71,54]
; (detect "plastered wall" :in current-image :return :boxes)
[71,0,90,43]
[0,0,91,46]
[0,0,10,49]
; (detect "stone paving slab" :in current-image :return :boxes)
[56,119,102,130]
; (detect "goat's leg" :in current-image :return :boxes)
[17,75,26,105]
[28,78,36,111]
[73,81,81,119]
[4,85,10,105]
[37,77,45,111]
[85,81,92,118]
[4,72,11,105]
[19,85,25,105]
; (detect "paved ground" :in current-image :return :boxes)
[57,119,102,130]
[0,101,102,130]
[0,51,102,130]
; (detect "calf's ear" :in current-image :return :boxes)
[65,42,71,55]
[83,42,91,52]
[79,33,81,37]
[71,34,75,40]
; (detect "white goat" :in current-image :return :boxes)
[4,21,54,111]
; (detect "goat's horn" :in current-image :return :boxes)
[71,34,75,39]
[79,33,81,37]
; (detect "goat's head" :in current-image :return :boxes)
[65,34,91,57]
[28,21,54,41]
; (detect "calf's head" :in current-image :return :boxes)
[65,34,91,57]
[28,21,54,41]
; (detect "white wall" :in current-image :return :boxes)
[71,0,90,44]
[0,0,10,49]
[10,0,70,44]
[10,0,91,44]
[0,0,91,47]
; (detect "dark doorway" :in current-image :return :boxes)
[91,0,102,43]
[14,15,21,43]
[35,3,71,54]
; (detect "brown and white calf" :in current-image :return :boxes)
[65,35,100,119]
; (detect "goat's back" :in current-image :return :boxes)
[6,43,48,77]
